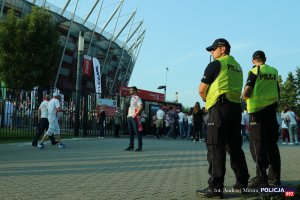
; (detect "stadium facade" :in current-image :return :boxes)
[0,0,145,97]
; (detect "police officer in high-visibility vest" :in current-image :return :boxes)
[243,50,281,188]
[197,38,249,198]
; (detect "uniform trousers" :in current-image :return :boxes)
[206,98,249,189]
[249,103,281,182]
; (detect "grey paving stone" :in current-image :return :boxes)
[0,137,299,199]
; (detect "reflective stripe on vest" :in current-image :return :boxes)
[205,55,243,110]
[246,64,278,113]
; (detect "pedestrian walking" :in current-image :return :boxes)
[241,110,249,141]
[196,38,249,198]
[124,86,143,152]
[114,107,122,138]
[186,111,193,140]
[192,102,204,142]
[165,106,178,139]
[281,107,290,144]
[243,50,281,187]
[32,95,57,147]
[37,93,66,149]
[155,106,165,139]
[96,105,106,139]
[178,110,186,139]
[286,107,299,145]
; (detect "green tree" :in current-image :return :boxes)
[277,75,285,112]
[0,7,60,89]
[294,67,300,113]
[279,72,298,112]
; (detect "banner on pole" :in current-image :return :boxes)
[93,57,101,98]
[82,55,92,77]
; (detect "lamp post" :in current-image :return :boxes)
[165,67,169,101]
[175,92,178,103]
[157,85,166,102]
[74,31,84,136]
[157,67,169,102]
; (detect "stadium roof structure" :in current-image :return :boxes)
[0,0,145,97]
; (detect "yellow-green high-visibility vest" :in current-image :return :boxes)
[205,55,243,110]
[246,64,278,113]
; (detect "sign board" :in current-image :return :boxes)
[96,98,117,117]
[120,86,165,102]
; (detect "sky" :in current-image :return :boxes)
[46,0,300,108]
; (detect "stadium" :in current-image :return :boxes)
[0,0,148,136]
[0,0,145,97]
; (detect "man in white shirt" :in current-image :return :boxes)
[32,95,57,147]
[178,110,186,139]
[155,106,165,139]
[37,93,65,149]
[125,86,143,152]
[286,108,299,145]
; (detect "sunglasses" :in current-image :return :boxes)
[212,45,224,51]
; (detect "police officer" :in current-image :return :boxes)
[197,38,249,198]
[242,50,281,187]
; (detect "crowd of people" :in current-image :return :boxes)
[241,107,300,146]
[151,103,208,142]
[280,106,299,145]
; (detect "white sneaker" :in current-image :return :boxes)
[295,142,299,145]
[288,142,294,145]
[37,143,45,149]
[59,143,66,148]
[282,142,287,145]
[193,139,196,143]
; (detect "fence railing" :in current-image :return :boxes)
[0,86,127,140]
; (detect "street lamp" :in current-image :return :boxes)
[157,67,169,102]
[74,31,84,136]
[165,67,169,101]
[157,85,166,102]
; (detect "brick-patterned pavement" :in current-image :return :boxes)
[0,137,299,200]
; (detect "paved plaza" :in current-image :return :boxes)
[0,136,299,200]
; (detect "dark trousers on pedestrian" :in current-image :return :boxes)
[127,117,142,148]
[193,122,203,141]
[32,118,56,146]
[114,124,120,137]
[166,122,175,138]
[206,99,249,189]
[249,103,281,182]
[97,122,104,137]
[281,128,290,143]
